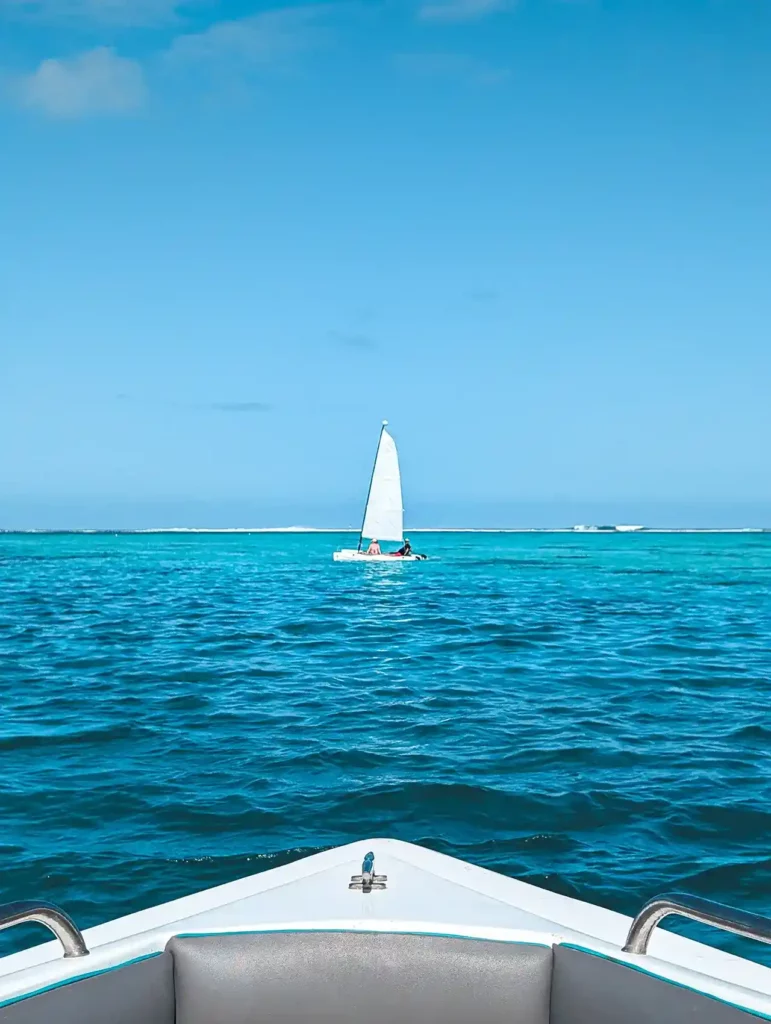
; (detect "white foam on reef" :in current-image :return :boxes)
[3,527,770,535]
[134,527,345,533]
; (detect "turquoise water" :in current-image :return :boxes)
[2,531,771,962]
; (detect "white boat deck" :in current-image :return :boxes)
[2,840,770,1016]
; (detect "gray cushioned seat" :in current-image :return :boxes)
[0,950,173,1023]
[550,944,760,1023]
[169,932,554,1024]
[1,931,765,1024]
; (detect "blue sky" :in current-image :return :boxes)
[2,0,771,528]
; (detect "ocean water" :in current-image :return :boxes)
[2,531,771,963]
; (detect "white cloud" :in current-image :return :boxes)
[418,0,512,22]
[17,47,146,117]
[166,5,331,68]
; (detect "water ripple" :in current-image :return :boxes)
[1,531,771,964]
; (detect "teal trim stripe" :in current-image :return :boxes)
[0,951,163,1010]
[0,930,548,1010]
[172,926,552,947]
[10,929,765,1020]
[561,942,771,1022]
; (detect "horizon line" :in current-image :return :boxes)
[2,527,770,535]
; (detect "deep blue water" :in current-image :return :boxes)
[2,531,771,962]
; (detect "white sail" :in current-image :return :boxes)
[361,426,404,543]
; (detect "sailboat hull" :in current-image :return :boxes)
[333,550,425,562]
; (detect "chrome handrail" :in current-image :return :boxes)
[623,892,771,955]
[0,901,89,958]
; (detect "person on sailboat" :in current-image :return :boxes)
[395,538,412,557]
[366,539,381,555]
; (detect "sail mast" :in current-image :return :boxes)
[358,420,388,552]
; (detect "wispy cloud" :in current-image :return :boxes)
[2,0,179,26]
[418,0,513,23]
[166,5,333,69]
[205,401,272,413]
[15,47,146,117]
[395,51,509,85]
[328,330,377,351]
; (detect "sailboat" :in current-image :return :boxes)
[333,421,425,562]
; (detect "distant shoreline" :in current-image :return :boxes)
[1,528,770,535]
